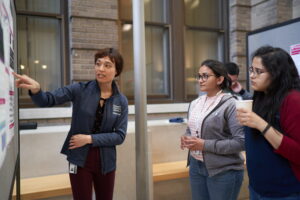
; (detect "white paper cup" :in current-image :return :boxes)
[236,100,253,111]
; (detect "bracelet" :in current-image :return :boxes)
[261,123,271,136]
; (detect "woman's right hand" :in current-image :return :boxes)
[180,136,187,150]
[13,72,41,94]
[236,108,266,131]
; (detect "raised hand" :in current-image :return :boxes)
[236,108,266,130]
[12,72,41,94]
[231,81,243,93]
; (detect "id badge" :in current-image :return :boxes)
[69,163,77,174]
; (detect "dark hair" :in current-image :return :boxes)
[252,46,300,124]
[94,48,124,77]
[200,59,231,90]
[224,62,240,75]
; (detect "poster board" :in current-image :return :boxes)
[246,17,300,88]
[0,0,19,199]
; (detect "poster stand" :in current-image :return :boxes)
[0,0,20,199]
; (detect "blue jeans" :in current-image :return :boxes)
[189,156,244,200]
[249,186,300,200]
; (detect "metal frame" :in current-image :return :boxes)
[16,0,70,108]
[183,0,229,101]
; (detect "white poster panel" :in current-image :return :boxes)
[0,0,14,168]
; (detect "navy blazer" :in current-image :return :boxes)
[30,80,128,174]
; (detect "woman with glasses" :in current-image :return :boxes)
[13,48,128,200]
[181,59,245,200]
[237,46,300,200]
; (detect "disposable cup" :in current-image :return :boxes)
[236,100,253,111]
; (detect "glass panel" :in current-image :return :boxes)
[120,0,168,23]
[121,25,169,97]
[17,16,62,97]
[185,30,220,96]
[185,0,220,28]
[16,0,60,14]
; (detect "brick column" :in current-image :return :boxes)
[251,0,292,30]
[229,0,251,84]
[293,0,300,18]
[69,0,119,81]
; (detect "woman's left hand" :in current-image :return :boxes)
[69,134,92,149]
[184,137,205,151]
[236,108,266,130]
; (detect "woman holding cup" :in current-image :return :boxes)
[236,46,300,199]
[181,59,245,200]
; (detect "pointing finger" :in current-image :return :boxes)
[12,72,24,79]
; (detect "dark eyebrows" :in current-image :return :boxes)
[96,59,113,65]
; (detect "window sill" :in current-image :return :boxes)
[19,103,189,120]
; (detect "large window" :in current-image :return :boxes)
[120,0,227,103]
[184,0,226,98]
[120,0,170,100]
[16,0,68,107]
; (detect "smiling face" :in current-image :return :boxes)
[94,56,117,85]
[250,57,272,92]
[198,65,224,96]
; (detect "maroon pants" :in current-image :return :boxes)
[69,147,115,200]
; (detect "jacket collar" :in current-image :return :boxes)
[93,80,120,97]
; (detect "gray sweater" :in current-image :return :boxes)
[186,94,245,176]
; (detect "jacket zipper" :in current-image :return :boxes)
[199,96,233,165]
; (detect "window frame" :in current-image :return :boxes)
[119,0,229,104]
[119,0,172,104]
[183,0,229,101]
[16,0,70,108]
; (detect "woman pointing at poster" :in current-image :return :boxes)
[13,48,128,200]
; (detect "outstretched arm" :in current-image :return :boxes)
[13,72,41,94]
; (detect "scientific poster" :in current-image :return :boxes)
[290,44,300,75]
[0,0,15,168]
[0,62,8,168]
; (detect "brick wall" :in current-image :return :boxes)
[229,0,251,83]
[251,0,278,30]
[69,0,119,82]
[293,0,300,18]
[229,0,295,84]
[251,0,293,29]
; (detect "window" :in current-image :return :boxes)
[120,0,228,103]
[184,0,226,98]
[185,31,221,96]
[16,0,69,107]
[120,0,170,101]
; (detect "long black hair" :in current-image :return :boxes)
[252,46,300,124]
[200,59,231,90]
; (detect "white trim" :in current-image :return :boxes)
[20,103,189,120]
[20,119,187,135]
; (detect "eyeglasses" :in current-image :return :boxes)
[249,66,267,76]
[196,73,215,81]
[95,61,114,69]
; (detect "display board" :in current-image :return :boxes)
[247,17,300,88]
[0,0,19,199]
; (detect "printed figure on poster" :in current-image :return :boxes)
[290,44,300,75]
